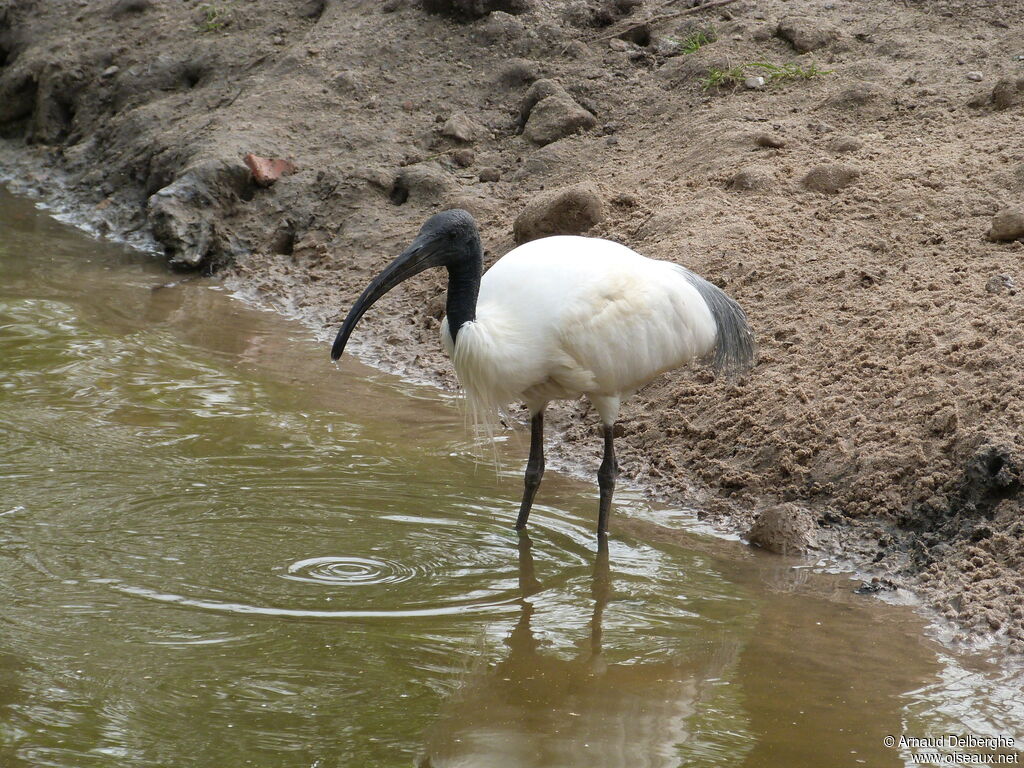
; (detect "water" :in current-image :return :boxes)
[0,185,1021,768]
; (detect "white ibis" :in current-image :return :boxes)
[331,209,755,538]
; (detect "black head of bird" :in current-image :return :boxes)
[331,209,482,361]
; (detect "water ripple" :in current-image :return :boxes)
[100,579,525,619]
[281,555,417,587]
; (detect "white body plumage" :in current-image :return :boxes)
[440,236,720,426]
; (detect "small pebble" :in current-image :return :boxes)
[966,70,983,82]
[829,135,863,153]
[441,111,478,143]
[744,76,766,90]
[985,274,1016,295]
[101,65,119,78]
[451,148,475,168]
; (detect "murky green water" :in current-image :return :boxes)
[1,186,1022,768]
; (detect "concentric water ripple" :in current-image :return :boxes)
[281,555,417,587]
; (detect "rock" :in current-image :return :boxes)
[332,70,361,93]
[747,504,817,554]
[991,78,1024,110]
[517,78,566,129]
[451,148,475,167]
[422,0,533,20]
[776,16,837,53]
[985,274,1016,295]
[523,93,597,146]
[298,0,326,18]
[965,70,983,82]
[987,207,1024,242]
[753,132,786,148]
[478,166,501,182]
[744,75,766,90]
[390,162,459,205]
[650,36,682,57]
[147,159,253,269]
[476,11,527,44]
[243,153,297,187]
[727,165,776,192]
[801,163,860,193]
[513,182,604,244]
[829,135,862,153]
[441,111,479,143]
[101,66,120,78]
[496,58,539,87]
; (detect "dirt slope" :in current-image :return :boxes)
[2,0,1023,650]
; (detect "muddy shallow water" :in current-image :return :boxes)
[1,186,1021,767]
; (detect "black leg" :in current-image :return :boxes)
[515,410,545,530]
[596,423,618,537]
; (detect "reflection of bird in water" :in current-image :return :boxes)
[417,534,738,768]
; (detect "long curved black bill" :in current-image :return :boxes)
[330,238,438,361]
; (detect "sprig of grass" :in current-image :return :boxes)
[700,66,746,90]
[199,4,231,33]
[663,28,715,55]
[701,60,831,91]
[749,61,832,82]
[680,29,714,54]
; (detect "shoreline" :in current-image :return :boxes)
[0,161,984,660]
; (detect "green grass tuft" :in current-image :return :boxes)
[199,4,231,33]
[700,66,746,91]
[749,61,832,82]
[701,60,831,91]
[679,29,715,55]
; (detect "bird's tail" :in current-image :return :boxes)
[680,269,757,376]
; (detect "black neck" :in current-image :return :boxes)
[445,244,482,344]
